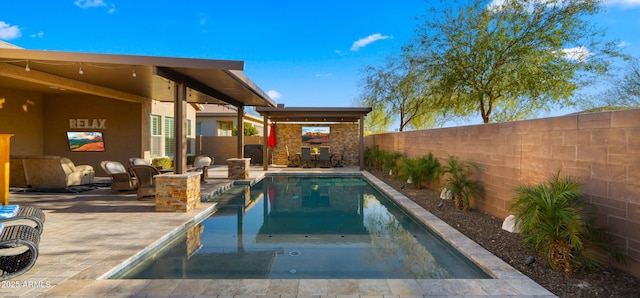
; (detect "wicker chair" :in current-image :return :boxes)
[0,224,41,281]
[189,155,213,181]
[100,161,137,191]
[0,205,45,235]
[127,165,160,199]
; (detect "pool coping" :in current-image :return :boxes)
[96,170,555,297]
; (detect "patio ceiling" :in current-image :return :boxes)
[255,106,372,123]
[0,48,276,108]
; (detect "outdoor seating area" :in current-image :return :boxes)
[293,147,342,169]
[9,155,95,189]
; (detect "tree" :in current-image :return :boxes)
[232,123,259,136]
[357,54,448,132]
[409,0,622,123]
[587,58,640,108]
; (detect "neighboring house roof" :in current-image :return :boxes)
[197,104,264,123]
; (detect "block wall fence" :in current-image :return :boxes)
[365,108,640,278]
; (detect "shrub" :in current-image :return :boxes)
[398,153,440,189]
[439,155,483,210]
[151,157,172,169]
[510,171,625,273]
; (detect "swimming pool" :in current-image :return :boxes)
[111,175,490,279]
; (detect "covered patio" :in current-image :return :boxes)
[256,105,372,171]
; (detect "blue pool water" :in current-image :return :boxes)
[113,175,490,279]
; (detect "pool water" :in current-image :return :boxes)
[113,176,490,279]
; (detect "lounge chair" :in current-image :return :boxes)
[127,165,160,199]
[100,161,137,191]
[332,151,344,167]
[189,155,213,181]
[318,147,332,168]
[0,205,45,235]
[286,146,299,167]
[0,223,41,281]
[300,147,313,168]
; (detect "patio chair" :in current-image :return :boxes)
[100,160,137,191]
[332,152,344,167]
[286,146,299,167]
[129,157,151,166]
[0,205,45,235]
[318,147,332,168]
[0,223,41,281]
[189,155,213,181]
[127,165,160,199]
[300,147,313,168]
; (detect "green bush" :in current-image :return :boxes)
[510,171,625,273]
[151,157,172,169]
[398,153,440,189]
[439,155,483,210]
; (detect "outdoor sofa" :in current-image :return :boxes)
[10,155,95,189]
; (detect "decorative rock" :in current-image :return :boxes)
[440,188,453,200]
[502,214,522,233]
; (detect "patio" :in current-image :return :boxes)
[3,165,554,297]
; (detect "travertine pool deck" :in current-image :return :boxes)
[3,165,555,297]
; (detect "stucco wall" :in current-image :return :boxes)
[0,89,44,155]
[196,136,262,165]
[365,108,640,278]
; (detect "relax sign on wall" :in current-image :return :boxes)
[69,119,106,129]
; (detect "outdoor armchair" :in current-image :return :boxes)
[127,165,160,198]
[100,160,137,191]
[189,155,213,181]
[0,223,41,281]
[0,205,45,235]
[318,147,332,168]
[129,157,151,166]
[300,147,313,168]
[286,146,299,167]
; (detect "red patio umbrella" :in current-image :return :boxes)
[268,122,276,147]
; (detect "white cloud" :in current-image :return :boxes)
[74,0,107,9]
[315,73,333,77]
[30,31,45,38]
[561,46,592,62]
[618,41,631,48]
[108,4,116,13]
[267,90,281,99]
[0,21,21,40]
[351,33,391,51]
[605,0,640,8]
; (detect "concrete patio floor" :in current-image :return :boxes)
[3,165,555,298]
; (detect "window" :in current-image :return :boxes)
[164,117,175,157]
[218,121,232,136]
[150,115,162,157]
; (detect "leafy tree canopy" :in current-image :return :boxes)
[406,0,623,123]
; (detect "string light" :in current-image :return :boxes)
[78,63,84,75]
[25,60,30,71]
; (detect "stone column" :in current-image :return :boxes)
[155,172,201,212]
[227,158,251,179]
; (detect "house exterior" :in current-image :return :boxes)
[196,104,264,137]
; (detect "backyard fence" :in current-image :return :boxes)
[365,108,640,279]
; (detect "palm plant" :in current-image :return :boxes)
[398,153,440,189]
[439,155,483,210]
[510,171,625,273]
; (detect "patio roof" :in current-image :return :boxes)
[255,106,372,123]
[0,48,276,107]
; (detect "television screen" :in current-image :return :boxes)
[66,131,105,152]
[302,126,330,144]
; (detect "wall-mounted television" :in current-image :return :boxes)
[302,126,330,144]
[66,131,105,152]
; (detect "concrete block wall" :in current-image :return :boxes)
[365,108,640,278]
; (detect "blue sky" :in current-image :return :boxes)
[1,0,639,121]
